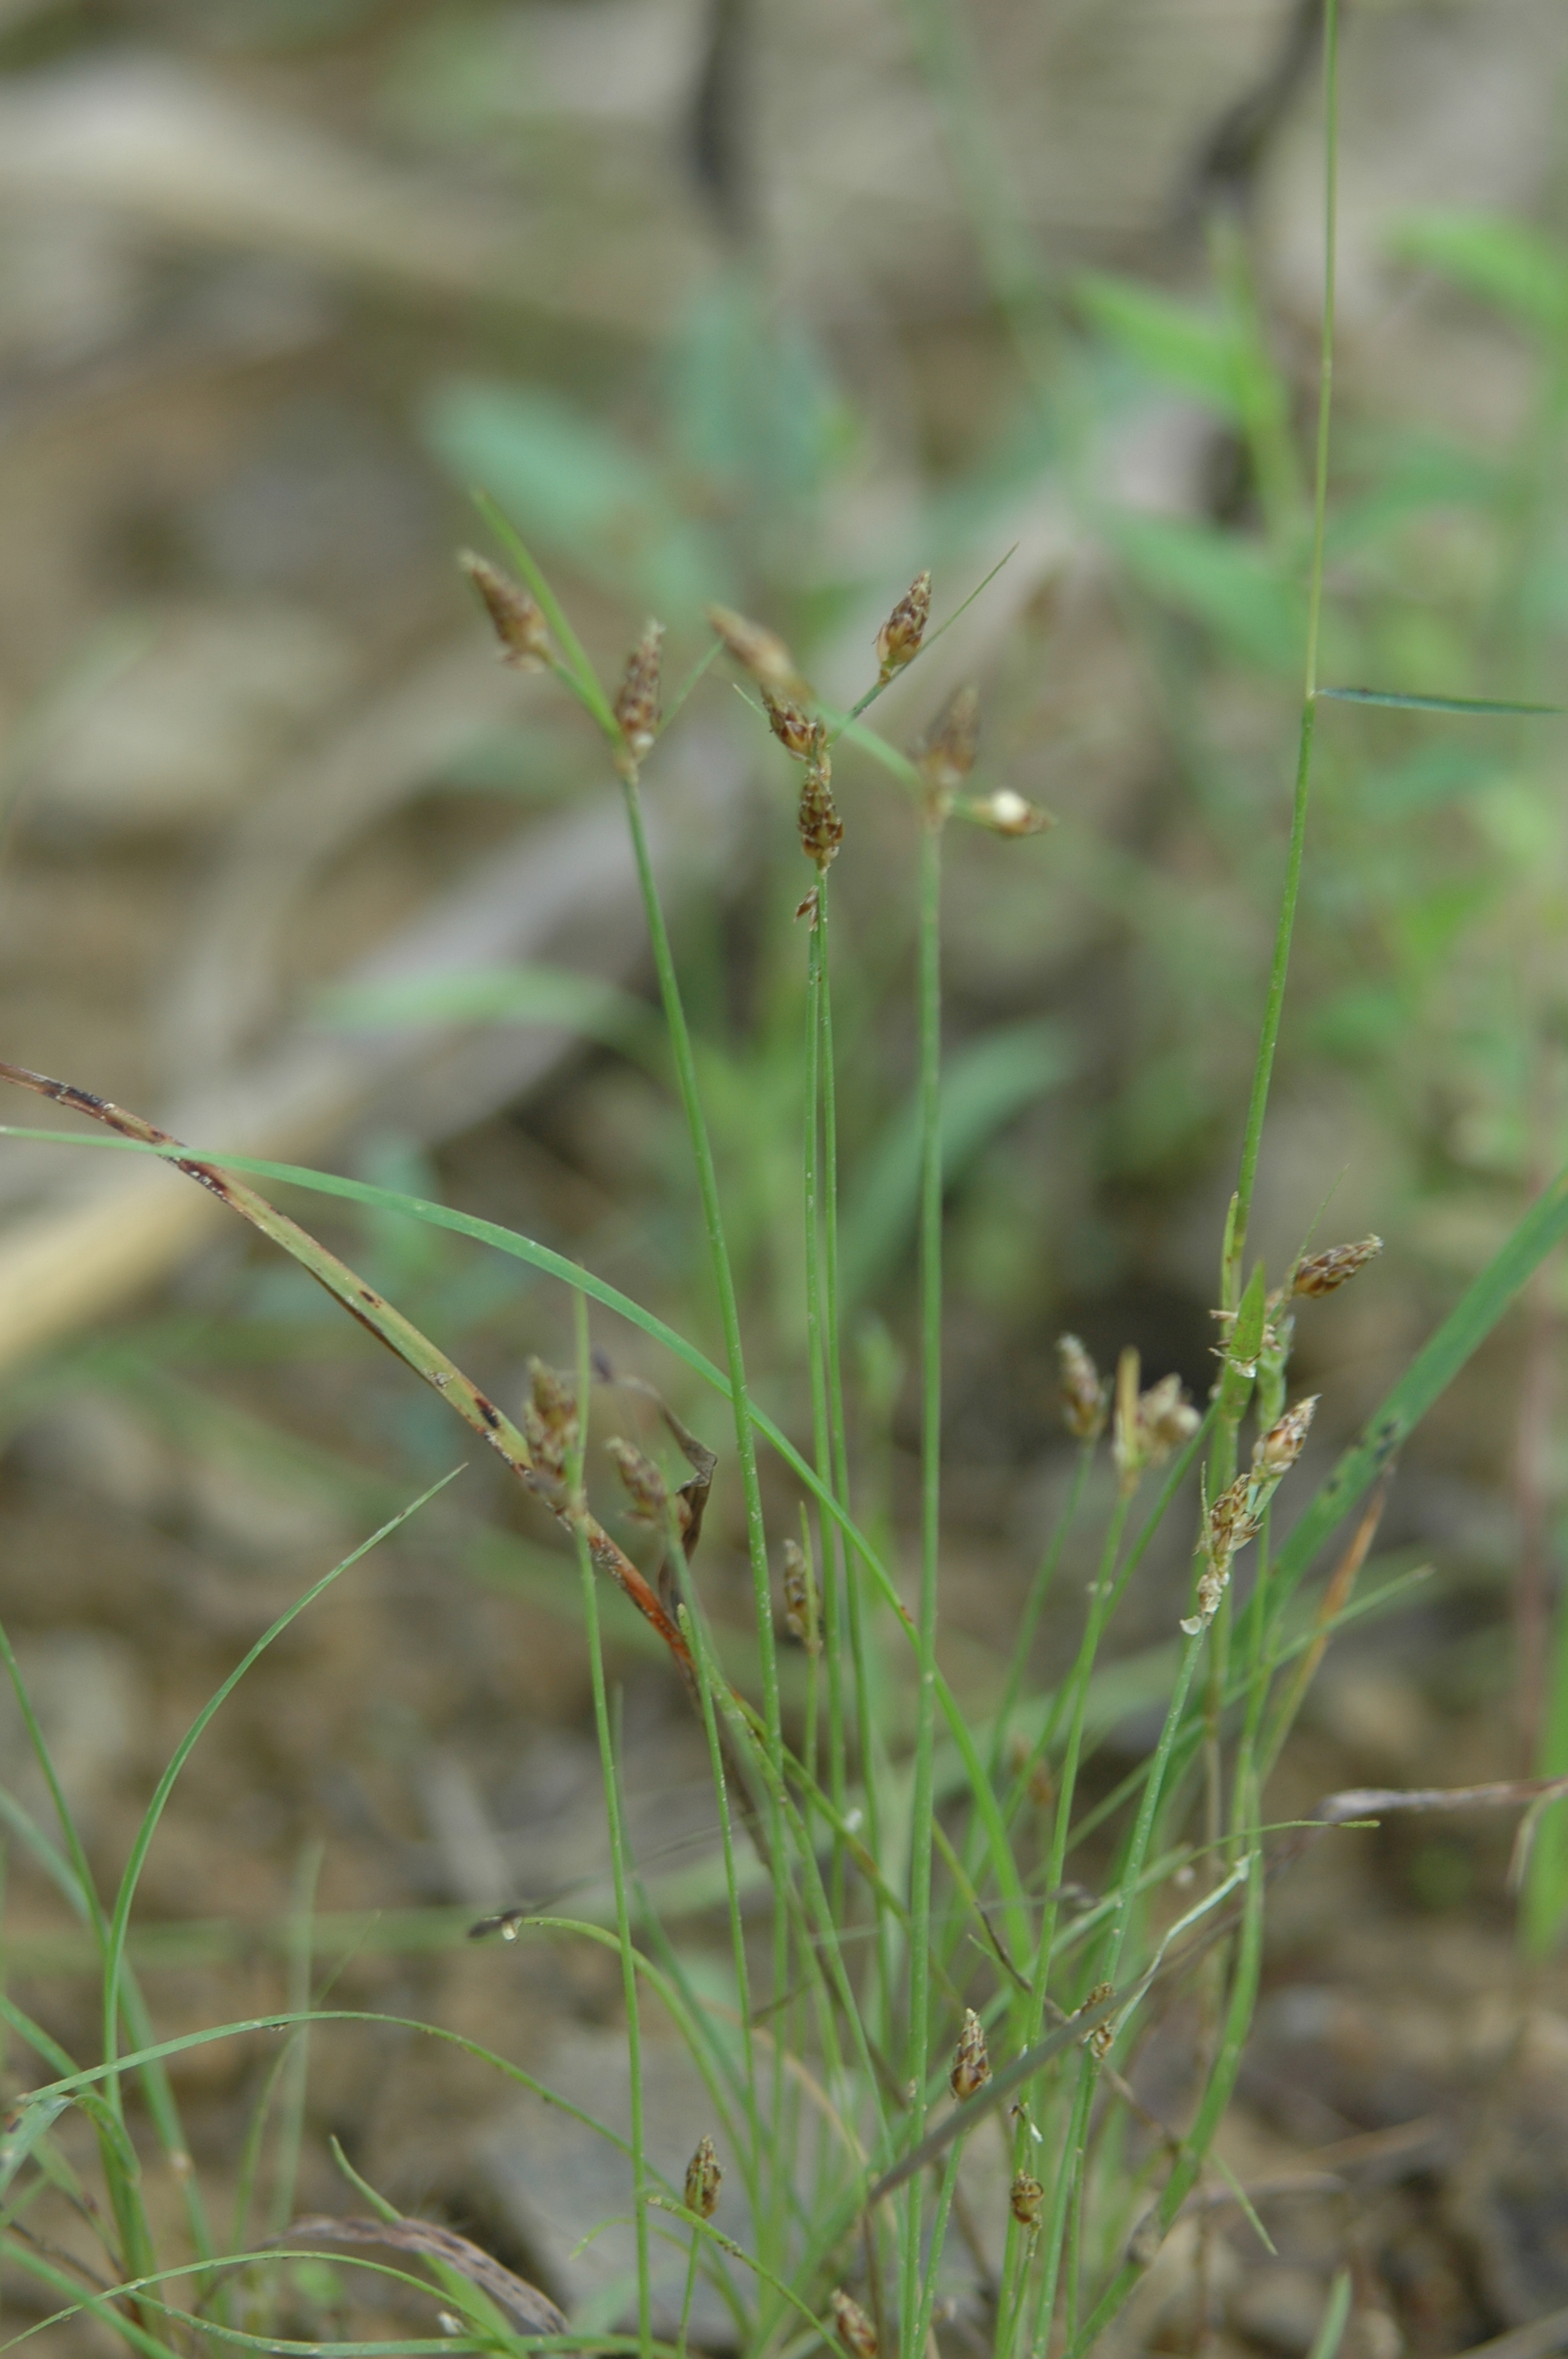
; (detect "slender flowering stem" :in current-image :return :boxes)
[1224,0,1340,1312]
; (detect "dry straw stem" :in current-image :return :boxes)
[0,1061,700,1685]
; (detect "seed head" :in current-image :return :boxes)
[763,690,819,758]
[1292,1236,1383,1297]
[1011,2172,1044,2229]
[707,604,804,697]
[522,1360,579,1483]
[964,786,1054,838]
[1139,1375,1201,1462]
[918,685,979,799]
[876,569,931,682]
[1009,1732,1054,1808]
[949,2007,991,2099]
[459,552,551,671]
[606,1437,667,1525]
[1058,1335,1108,1443]
[1253,1394,1318,1478]
[831,2290,878,2359]
[614,620,664,766]
[781,1537,819,1654]
[798,739,844,871]
[684,2135,721,2220]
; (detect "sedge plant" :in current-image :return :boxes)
[5,7,1568,2351]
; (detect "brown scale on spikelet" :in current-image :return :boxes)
[762,689,818,758]
[831,2292,878,2359]
[606,1437,667,1525]
[949,2008,991,2099]
[683,2135,721,2219]
[798,732,844,871]
[1291,1235,1383,1297]
[1253,1394,1318,1478]
[781,1537,819,1654]
[876,570,931,682]
[1011,2172,1044,2229]
[459,551,551,671]
[1114,1351,1201,1492]
[918,685,979,805]
[522,1360,579,1484]
[1180,1393,1318,1635]
[1076,1981,1116,2060]
[707,605,805,697]
[1058,1335,1109,1443]
[614,620,664,769]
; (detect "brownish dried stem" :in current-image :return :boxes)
[0,1061,696,1685]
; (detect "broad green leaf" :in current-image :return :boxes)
[840,1020,1074,1307]
[1076,272,1251,418]
[427,383,727,618]
[1112,514,1304,673]
[314,962,663,1065]
[1393,209,1568,336]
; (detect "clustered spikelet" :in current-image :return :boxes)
[614,620,664,768]
[605,1436,667,1525]
[522,1360,579,1484]
[1112,1352,1201,1492]
[683,2135,721,2220]
[918,684,979,801]
[459,551,551,671]
[876,569,931,682]
[1008,1732,1054,1808]
[762,689,819,758]
[1181,1394,1319,1635]
[781,1537,818,1654]
[831,2290,878,2359]
[1076,1981,1116,2061]
[706,604,805,697]
[1291,1234,1383,1298]
[1011,2172,1044,2229]
[798,733,844,871]
[949,2008,991,2099]
[1058,1334,1109,1443]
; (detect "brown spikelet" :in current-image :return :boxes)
[949,2008,991,2099]
[919,685,979,798]
[762,690,818,758]
[707,604,804,696]
[1057,1335,1107,1442]
[459,551,551,671]
[798,736,844,870]
[781,1537,818,1654]
[1292,1235,1383,1297]
[831,2290,878,2359]
[876,569,931,682]
[1011,2172,1044,2228]
[606,1437,668,1525]
[683,2135,721,2219]
[1253,1393,1318,1478]
[614,620,664,767]
[521,1360,579,1484]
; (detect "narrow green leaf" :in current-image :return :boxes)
[1319,685,1564,716]
[1305,2270,1354,2359]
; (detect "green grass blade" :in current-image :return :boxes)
[100,1475,459,2098]
[1318,685,1566,715]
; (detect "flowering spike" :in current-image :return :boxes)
[1058,1335,1108,1443]
[606,1437,667,1525]
[831,2290,878,2359]
[706,605,805,697]
[762,689,818,758]
[781,1537,819,1654]
[1292,1236,1383,1297]
[1011,2172,1044,2228]
[614,620,664,767]
[949,2007,991,2099]
[684,2135,721,2219]
[876,569,931,682]
[459,551,551,671]
[797,731,844,871]
[918,684,979,799]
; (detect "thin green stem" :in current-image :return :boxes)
[1225,0,1340,1310]
[569,1295,652,2359]
[901,815,946,2359]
